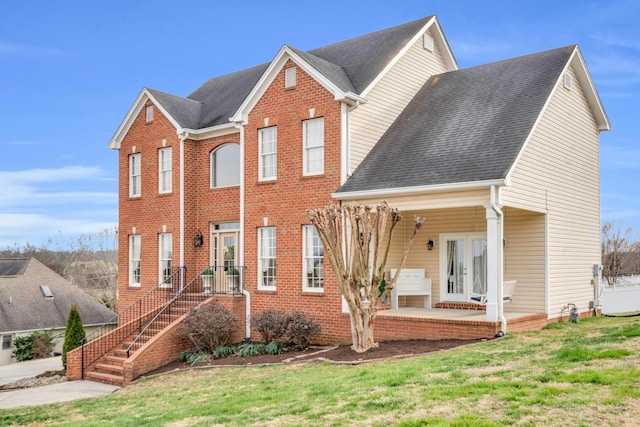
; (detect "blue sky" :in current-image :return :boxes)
[1,0,638,248]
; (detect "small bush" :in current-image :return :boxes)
[180,350,211,365]
[237,343,265,358]
[12,335,34,362]
[252,309,290,343]
[13,330,60,362]
[265,340,284,355]
[286,312,321,350]
[214,346,236,358]
[31,330,58,359]
[177,301,239,353]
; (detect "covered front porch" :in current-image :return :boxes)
[342,185,548,327]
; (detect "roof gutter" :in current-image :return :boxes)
[181,122,238,140]
[333,179,507,200]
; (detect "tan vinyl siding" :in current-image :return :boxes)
[355,187,490,211]
[503,207,546,313]
[349,27,450,172]
[502,63,601,319]
[385,207,489,307]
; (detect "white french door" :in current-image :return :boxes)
[439,233,487,302]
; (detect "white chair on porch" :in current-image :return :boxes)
[468,280,517,305]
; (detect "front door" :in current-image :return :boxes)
[439,233,487,302]
[211,227,239,292]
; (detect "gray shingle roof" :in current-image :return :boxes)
[0,258,115,333]
[337,46,575,194]
[0,259,28,277]
[151,16,434,129]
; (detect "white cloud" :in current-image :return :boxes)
[600,145,640,171]
[0,41,69,59]
[0,166,117,248]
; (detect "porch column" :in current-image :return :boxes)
[485,206,503,322]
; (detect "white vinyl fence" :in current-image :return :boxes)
[602,276,640,315]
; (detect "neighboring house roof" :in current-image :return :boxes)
[336,45,607,196]
[0,258,115,334]
[109,15,449,147]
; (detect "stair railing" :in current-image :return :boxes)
[80,267,186,378]
[125,266,244,357]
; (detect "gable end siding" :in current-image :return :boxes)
[349,27,449,173]
[501,64,601,318]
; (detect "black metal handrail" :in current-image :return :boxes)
[80,267,186,378]
[125,266,245,356]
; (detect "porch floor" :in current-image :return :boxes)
[379,307,543,323]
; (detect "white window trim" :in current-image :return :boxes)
[129,234,141,287]
[129,153,141,198]
[259,127,277,181]
[303,117,324,176]
[258,227,276,290]
[158,147,172,194]
[302,225,324,292]
[159,233,173,288]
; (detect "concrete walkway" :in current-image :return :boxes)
[0,356,63,386]
[0,380,120,409]
[0,356,120,409]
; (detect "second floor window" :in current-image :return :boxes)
[303,118,324,175]
[211,143,240,188]
[159,147,172,194]
[129,153,141,197]
[259,127,277,181]
[129,235,141,286]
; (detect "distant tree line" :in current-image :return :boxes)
[0,227,118,310]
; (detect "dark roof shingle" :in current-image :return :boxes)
[152,16,434,129]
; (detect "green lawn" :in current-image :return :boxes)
[2,316,639,426]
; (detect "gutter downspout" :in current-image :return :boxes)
[489,185,506,334]
[178,131,189,291]
[234,121,251,338]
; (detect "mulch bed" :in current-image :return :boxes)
[143,338,484,378]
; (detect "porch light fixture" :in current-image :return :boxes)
[427,240,434,251]
[194,229,203,247]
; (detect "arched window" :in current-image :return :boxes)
[211,143,240,188]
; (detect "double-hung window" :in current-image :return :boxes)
[303,225,324,290]
[158,147,172,194]
[258,227,276,289]
[159,233,172,287]
[259,127,277,181]
[129,235,141,287]
[129,153,141,197]
[303,118,324,175]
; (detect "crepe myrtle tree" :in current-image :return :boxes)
[308,201,423,352]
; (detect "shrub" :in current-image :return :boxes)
[214,346,236,358]
[265,340,284,355]
[12,330,59,362]
[252,309,290,343]
[180,350,211,365]
[286,312,321,350]
[237,343,265,358]
[12,335,33,362]
[177,301,239,353]
[31,330,58,359]
[62,304,86,368]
